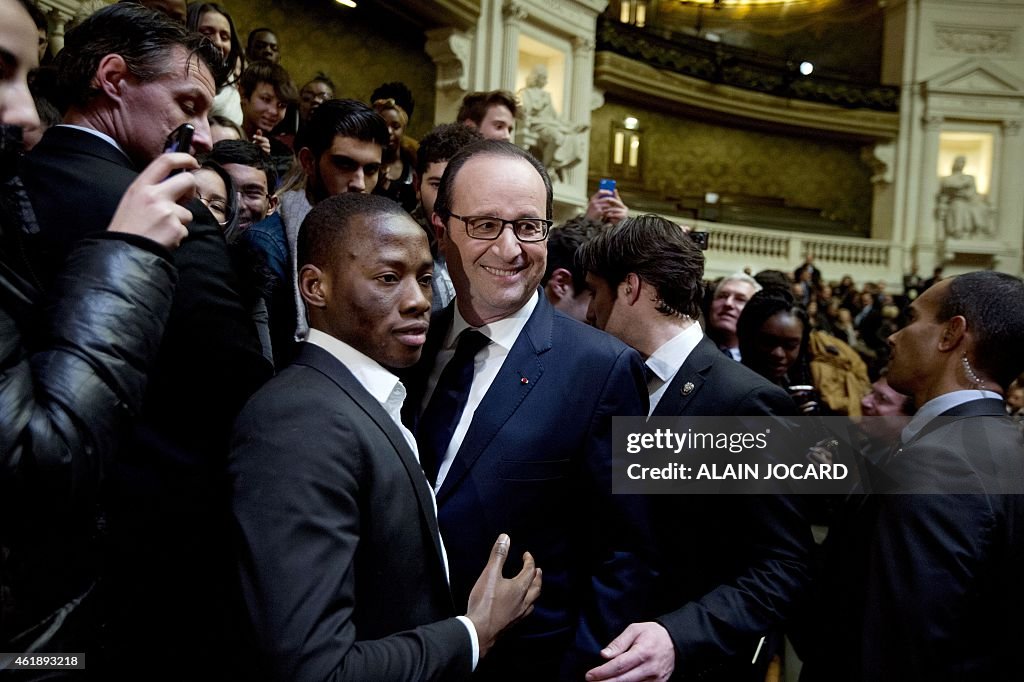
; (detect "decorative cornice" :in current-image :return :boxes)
[594,51,899,140]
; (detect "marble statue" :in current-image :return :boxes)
[936,156,993,239]
[517,64,588,182]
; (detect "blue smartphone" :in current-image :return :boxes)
[598,178,616,193]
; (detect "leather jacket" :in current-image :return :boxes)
[0,124,178,651]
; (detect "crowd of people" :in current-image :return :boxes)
[3,1,1024,681]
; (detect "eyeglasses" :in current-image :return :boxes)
[196,191,230,226]
[448,213,551,243]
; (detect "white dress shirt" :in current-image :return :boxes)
[422,292,540,489]
[58,124,131,162]
[644,323,704,416]
[306,329,479,668]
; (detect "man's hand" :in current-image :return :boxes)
[585,189,629,225]
[585,622,675,682]
[107,152,197,249]
[466,533,542,658]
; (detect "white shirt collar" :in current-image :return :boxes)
[446,291,539,351]
[305,328,407,412]
[901,388,1003,444]
[57,124,132,163]
[646,323,703,382]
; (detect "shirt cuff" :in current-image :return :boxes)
[455,615,480,670]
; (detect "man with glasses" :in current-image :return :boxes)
[404,139,653,680]
[209,139,279,234]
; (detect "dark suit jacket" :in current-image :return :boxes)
[230,343,472,681]
[406,295,653,680]
[804,398,1024,681]
[18,126,272,674]
[649,336,814,680]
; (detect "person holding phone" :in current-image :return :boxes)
[15,5,272,675]
[586,178,629,225]
[1,0,205,659]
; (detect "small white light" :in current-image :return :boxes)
[336,0,357,7]
[705,33,721,43]
[624,116,639,130]
[799,61,814,76]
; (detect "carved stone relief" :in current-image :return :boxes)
[934,24,1015,55]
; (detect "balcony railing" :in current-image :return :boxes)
[596,18,899,112]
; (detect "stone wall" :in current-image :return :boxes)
[590,98,875,235]
[227,0,437,139]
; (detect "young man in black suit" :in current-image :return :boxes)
[802,271,1024,680]
[230,193,540,681]
[579,215,813,682]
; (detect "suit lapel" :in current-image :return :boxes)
[295,343,449,580]
[650,336,716,417]
[400,305,454,432]
[902,397,1007,449]
[39,125,137,170]
[435,296,553,504]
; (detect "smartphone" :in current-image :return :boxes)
[689,230,709,250]
[598,177,616,193]
[164,123,194,155]
[163,123,194,176]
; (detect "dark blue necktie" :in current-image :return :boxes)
[417,329,491,486]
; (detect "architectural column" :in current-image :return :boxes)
[566,36,596,190]
[916,114,943,252]
[500,1,527,91]
[425,28,473,125]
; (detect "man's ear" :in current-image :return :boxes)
[546,268,575,303]
[298,147,315,179]
[298,265,327,309]
[939,315,968,352]
[621,272,642,305]
[265,193,280,217]
[431,212,447,252]
[412,170,422,199]
[95,54,129,101]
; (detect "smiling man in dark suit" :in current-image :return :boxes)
[579,215,813,682]
[802,271,1024,681]
[230,193,540,681]
[407,140,652,679]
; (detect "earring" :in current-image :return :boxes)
[961,352,985,389]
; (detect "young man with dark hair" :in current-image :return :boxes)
[209,138,278,233]
[412,122,484,311]
[541,215,603,322]
[578,215,810,682]
[243,98,388,367]
[246,26,279,63]
[456,90,517,141]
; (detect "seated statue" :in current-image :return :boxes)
[517,64,588,182]
[936,156,993,239]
